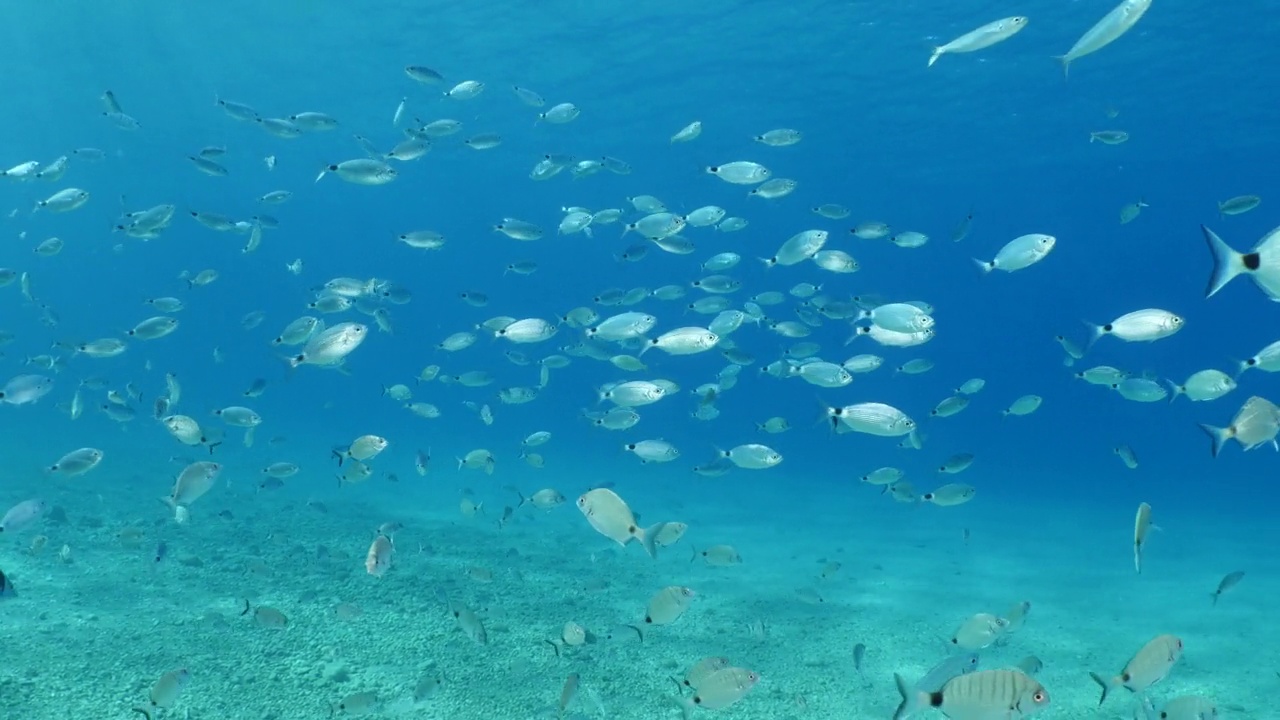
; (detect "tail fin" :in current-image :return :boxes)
[1080,320,1106,354]
[1088,671,1114,707]
[927,48,943,67]
[1233,357,1253,379]
[1199,423,1232,458]
[972,258,995,274]
[640,523,663,559]
[892,673,922,720]
[673,695,695,720]
[1165,380,1183,403]
[1202,225,1246,298]
[1053,55,1070,80]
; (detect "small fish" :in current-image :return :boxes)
[1210,570,1245,606]
[852,643,867,682]
[928,16,1028,67]
[558,673,579,720]
[1218,194,1261,216]
[1119,198,1148,224]
[146,668,191,711]
[1133,501,1153,573]
[449,600,488,644]
[365,534,393,577]
[240,600,288,629]
[1090,130,1130,144]
[679,667,759,716]
[1114,445,1139,469]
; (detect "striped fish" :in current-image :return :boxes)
[893,653,979,719]
[895,668,1049,720]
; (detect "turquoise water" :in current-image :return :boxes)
[2,1,1277,718]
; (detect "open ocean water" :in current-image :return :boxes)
[1,1,1277,718]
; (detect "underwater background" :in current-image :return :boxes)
[1,1,1276,718]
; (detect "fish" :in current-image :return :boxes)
[577,488,649,551]
[0,499,46,533]
[852,643,867,682]
[1089,634,1183,706]
[677,667,759,718]
[1200,395,1280,457]
[1084,309,1184,350]
[557,673,579,720]
[974,234,1055,273]
[928,16,1028,67]
[1055,0,1154,78]
[365,534,393,577]
[1133,502,1153,573]
[1218,194,1261,216]
[645,585,696,625]
[1210,570,1245,606]
[895,668,1048,720]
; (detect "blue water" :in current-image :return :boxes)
[2,1,1277,718]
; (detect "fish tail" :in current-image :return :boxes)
[639,523,660,559]
[1202,225,1246,298]
[1088,671,1114,707]
[1080,319,1106,354]
[671,695,695,720]
[1053,55,1070,80]
[927,48,943,67]
[1164,380,1183,403]
[1198,423,1231,458]
[1230,358,1251,379]
[891,673,921,720]
[1210,591,1219,607]
[971,257,995,274]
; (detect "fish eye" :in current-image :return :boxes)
[1033,691,1046,702]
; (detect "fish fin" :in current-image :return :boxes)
[1198,423,1231,458]
[641,522,663,559]
[1202,225,1246,298]
[891,673,919,720]
[1080,319,1106,354]
[1053,55,1069,80]
[670,695,695,720]
[927,48,943,67]
[971,258,995,274]
[1164,380,1182,403]
[1088,671,1113,707]
[1230,358,1251,379]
